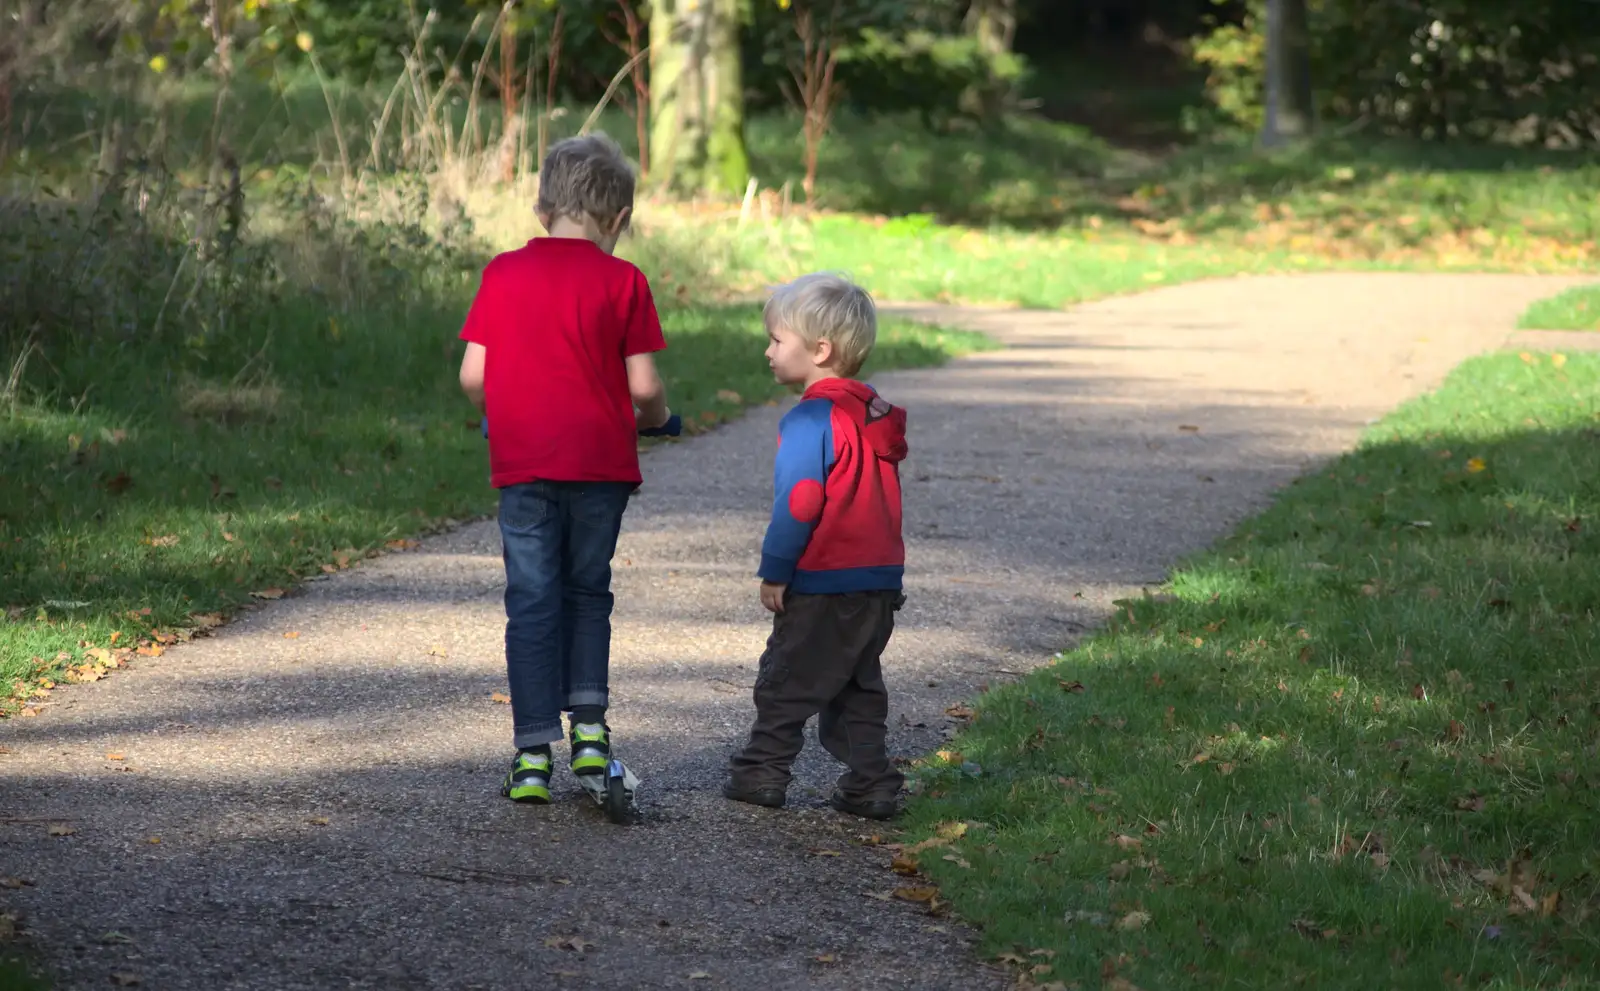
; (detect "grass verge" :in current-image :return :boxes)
[897,350,1600,989]
[1,299,992,712]
[1520,285,1600,331]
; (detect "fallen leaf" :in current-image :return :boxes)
[893,886,940,903]
[1552,353,1568,369]
[1117,911,1152,931]
[110,973,141,986]
[0,878,32,889]
[1540,890,1561,917]
[1108,861,1133,881]
[490,692,512,704]
[1189,752,1211,766]
[716,389,743,404]
[688,972,712,980]
[251,588,286,600]
[1455,793,1486,813]
[105,752,125,761]
[1512,886,1537,912]
[1445,719,1466,742]
[944,704,974,720]
[890,854,920,875]
[810,849,842,857]
[1058,680,1086,694]
[47,824,76,837]
[191,613,224,629]
[283,631,300,639]
[305,816,330,826]
[942,854,971,869]
[935,821,969,841]
[429,646,449,657]
[1466,457,1487,474]
[814,954,836,964]
[144,534,178,547]
[1111,834,1143,852]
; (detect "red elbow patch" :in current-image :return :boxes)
[788,479,825,523]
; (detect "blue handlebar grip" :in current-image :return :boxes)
[639,413,682,438]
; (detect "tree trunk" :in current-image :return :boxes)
[649,0,749,197]
[1260,0,1313,147]
[962,0,1016,120]
[964,0,1017,56]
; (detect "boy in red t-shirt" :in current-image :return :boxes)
[457,133,672,805]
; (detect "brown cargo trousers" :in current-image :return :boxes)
[727,590,906,803]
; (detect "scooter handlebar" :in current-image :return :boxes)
[480,412,682,439]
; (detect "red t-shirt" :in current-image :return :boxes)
[459,238,666,487]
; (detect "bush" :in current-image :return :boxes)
[1190,0,1600,147]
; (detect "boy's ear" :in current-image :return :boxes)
[606,206,632,237]
[812,337,835,366]
[535,208,554,233]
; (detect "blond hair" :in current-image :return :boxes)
[536,132,635,228]
[764,272,878,377]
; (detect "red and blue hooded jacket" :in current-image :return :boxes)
[758,378,907,593]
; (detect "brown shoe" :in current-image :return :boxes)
[829,791,897,821]
[722,780,786,809]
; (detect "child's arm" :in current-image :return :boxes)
[459,342,487,413]
[757,402,832,611]
[626,352,670,429]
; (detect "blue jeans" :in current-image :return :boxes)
[498,481,633,749]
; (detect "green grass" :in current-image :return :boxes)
[899,351,1600,989]
[0,958,46,991]
[1521,285,1600,331]
[0,294,989,707]
[14,72,1600,294]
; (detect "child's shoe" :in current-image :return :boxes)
[501,749,553,804]
[721,779,786,809]
[569,721,611,777]
[829,790,897,821]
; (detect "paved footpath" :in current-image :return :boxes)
[1,273,1588,990]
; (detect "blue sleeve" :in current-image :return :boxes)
[758,400,835,584]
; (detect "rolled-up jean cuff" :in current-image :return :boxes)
[566,688,608,708]
[513,722,564,749]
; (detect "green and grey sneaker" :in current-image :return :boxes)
[501,749,553,804]
[569,722,611,777]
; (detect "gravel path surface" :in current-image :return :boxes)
[1,273,1585,991]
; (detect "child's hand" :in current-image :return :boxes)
[759,581,787,614]
[635,404,672,431]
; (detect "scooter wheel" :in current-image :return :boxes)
[604,773,631,824]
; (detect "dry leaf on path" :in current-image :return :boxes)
[893,886,940,903]
[490,692,512,704]
[250,588,285,600]
[47,824,76,837]
[110,973,141,986]
[305,817,330,827]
